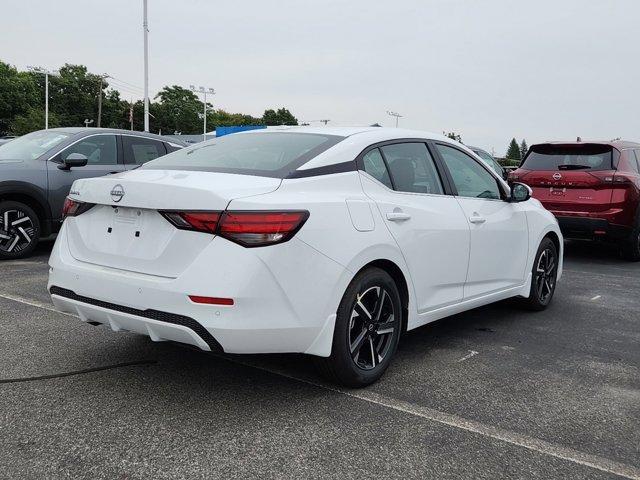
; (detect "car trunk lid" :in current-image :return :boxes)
[65,169,281,277]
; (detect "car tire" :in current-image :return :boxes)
[0,201,40,260]
[620,218,640,262]
[520,237,558,311]
[316,267,402,387]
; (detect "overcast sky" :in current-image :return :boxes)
[2,0,638,153]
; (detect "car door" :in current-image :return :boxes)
[121,135,167,169]
[434,142,529,298]
[47,133,124,222]
[358,141,470,312]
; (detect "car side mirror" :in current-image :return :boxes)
[510,182,531,202]
[58,153,88,170]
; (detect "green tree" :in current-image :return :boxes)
[443,131,462,143]
[154,85,203,134]
[11,107,60,135]
[520,139,528,159]
[506,138,521,161]
[0,61,38,134]
[263,108,298,126]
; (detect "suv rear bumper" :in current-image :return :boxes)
[555,216,631,240]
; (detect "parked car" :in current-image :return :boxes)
[509,140,640,260]
[468,145,507,179]
[48,127,562,386]
[0,128,185,259]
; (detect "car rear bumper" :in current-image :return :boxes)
[48,223,350,357]
[555,215,631,240]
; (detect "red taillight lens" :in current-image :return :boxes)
[160,210,309,247]
[188,295,234,306]
[218,211,309,247]
[62,197,94,220]
[160,211,221,234]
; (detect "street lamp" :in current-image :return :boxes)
[386,111,402,128]
[190,85,216,141]
[27,66,60,129]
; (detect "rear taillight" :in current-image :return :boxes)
[160,210,309,247]
[161,211,221,234]
[62,197,94,220]
[218,211,309,247]
[589,171,615,183]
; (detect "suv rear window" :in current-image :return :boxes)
[522,144,613,171]
[142,132,344,178]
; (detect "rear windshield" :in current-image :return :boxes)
[522,144,613,171]
[141,132,344,178]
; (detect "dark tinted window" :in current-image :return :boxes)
[142,132,344,178]
[164,142,183,153]
[381,143,443,194]
[522,144,613,171]
[122,136,166,165]
[437,144,501,200]
[362,148,392,188]
[60,135,118,165]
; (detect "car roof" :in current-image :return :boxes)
[47,127,187,146]
[532,140,640,150]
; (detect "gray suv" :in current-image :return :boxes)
[0,128,185,259]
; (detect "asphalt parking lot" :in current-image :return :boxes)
[1,241,638,479]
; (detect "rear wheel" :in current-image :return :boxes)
[520,237,558,311]
[620,220,640,262]
[316,267,401,387]
[0,201,40,260]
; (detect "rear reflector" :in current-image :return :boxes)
[62,197,95,220]
[188,295,234,306]
[160,209,309,247]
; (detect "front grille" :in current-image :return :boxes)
[49,285,223,352]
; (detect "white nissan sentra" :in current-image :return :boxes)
[48,127,562,386]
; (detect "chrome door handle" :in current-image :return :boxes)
[469,215,486,224]
[386,212,411,222]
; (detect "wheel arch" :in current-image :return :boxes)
[0,182,52,237]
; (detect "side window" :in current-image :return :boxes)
[164,142,183,153]
[122,136,166,165]
[437,144,502,200]
[362,148,392,188]
[60,135,117,165]
[630,150,640,174]
[380,143,444,195]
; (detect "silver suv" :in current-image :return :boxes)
[0,128,185,259]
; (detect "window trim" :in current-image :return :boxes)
[355,138,454,196]
[431,141,509,201]
[48,133,122,166]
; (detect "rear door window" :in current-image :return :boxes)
[122,136,167,165]
[380,143,444,195]
[522,144,613,171]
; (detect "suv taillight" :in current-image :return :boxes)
[160,210,309,247]
[62,197,94,220]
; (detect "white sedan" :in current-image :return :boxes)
[48,127,562,386]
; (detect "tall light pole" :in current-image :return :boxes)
[27,66,59,129]
[386,111,402,128]
[190,85,215,141]
[143,0,150,132]
[97,73,109,128]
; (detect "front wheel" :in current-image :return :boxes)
[520,237,558,311]
[0,201,40,260]
[316,267,402,387]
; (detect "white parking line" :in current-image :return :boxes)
[2,291,639,480]
[591,295,602,301]
[457,350,479,362]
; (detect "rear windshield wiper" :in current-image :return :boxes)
[557,164,591,170]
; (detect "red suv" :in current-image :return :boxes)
[510,141,640,260]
